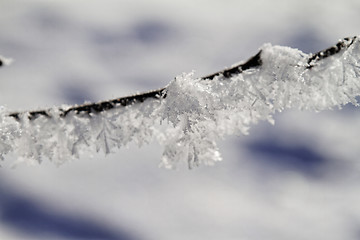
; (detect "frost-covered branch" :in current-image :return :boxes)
[9,37,356,120]
[1,36,360,168]
[8,50,262,120]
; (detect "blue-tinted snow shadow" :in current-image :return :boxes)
[0,183,139,240]
[59,81,95,105]
[281,28,329,54]
[245,137,328,179]
[90,20,172,46]
[27,7,70,32]
[340,96,360,112]
[88,19,175,90]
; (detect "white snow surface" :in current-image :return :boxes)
[1,0,360,240]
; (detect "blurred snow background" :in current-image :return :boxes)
[0,0,360,239]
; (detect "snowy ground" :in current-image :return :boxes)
[0,0,360,239]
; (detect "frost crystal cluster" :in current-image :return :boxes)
[1,38,360,168]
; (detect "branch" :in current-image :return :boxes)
[1,36,359,167]
[9,50,262,119]
[8,36,356,120]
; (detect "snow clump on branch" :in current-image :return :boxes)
[1,37,360,168]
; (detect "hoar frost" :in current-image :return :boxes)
[1,38,360,168]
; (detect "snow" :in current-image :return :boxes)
[1,0,360,239]
[1,39,359,169]
[0,55,13,66]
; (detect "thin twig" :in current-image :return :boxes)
[307,36,356,68]
[7,36,357,120]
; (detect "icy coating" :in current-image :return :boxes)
[1,39,360,168]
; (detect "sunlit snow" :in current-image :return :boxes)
[1,38,359,169]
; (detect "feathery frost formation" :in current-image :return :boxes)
[1,37,360,168]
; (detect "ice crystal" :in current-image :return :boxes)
[1,38,360,168]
